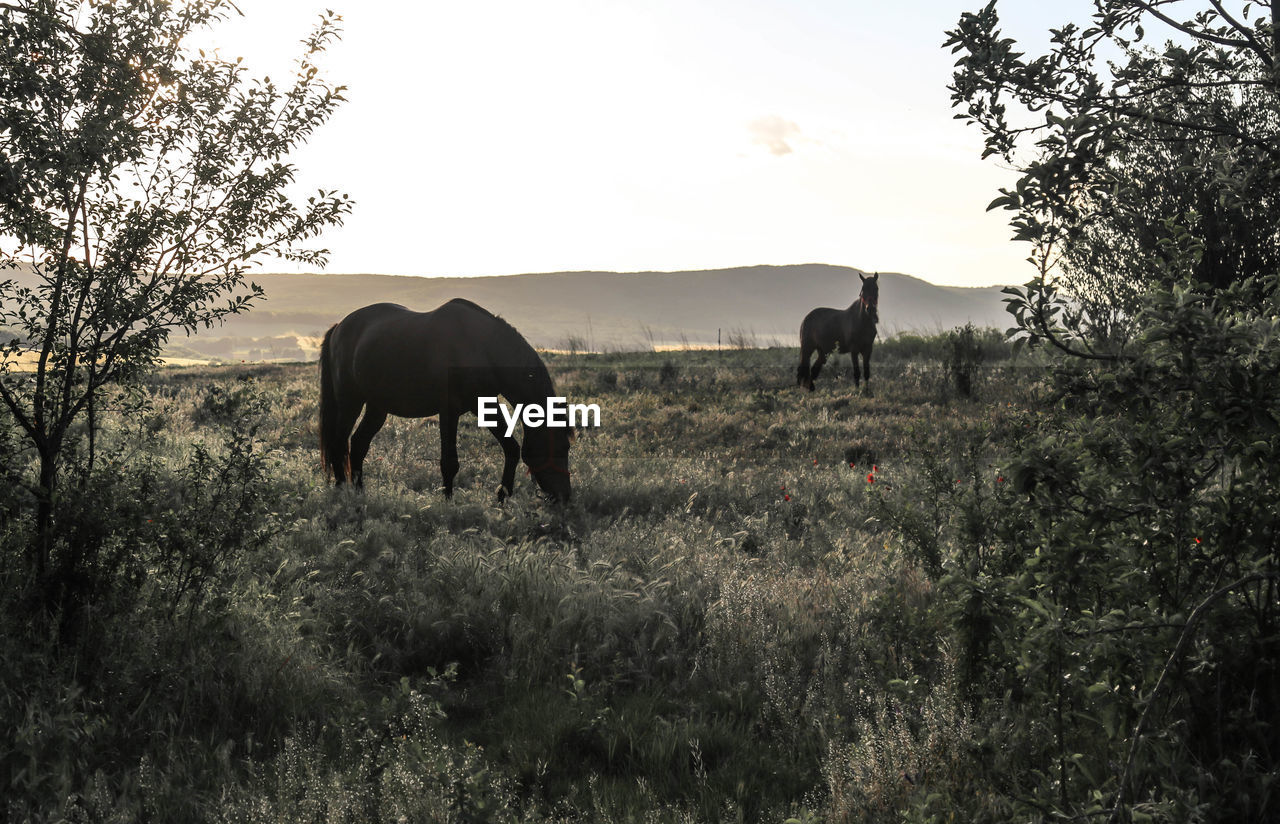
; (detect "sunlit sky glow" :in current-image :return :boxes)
[204,1,1095,287]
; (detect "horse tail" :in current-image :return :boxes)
[796,318,811,385]
[318,324,349,482]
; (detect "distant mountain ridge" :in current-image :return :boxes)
[5,263,1014,361]
[176,264,1012,361]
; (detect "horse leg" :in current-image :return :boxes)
[809,350,829,391]
[486,425,520,502]
[439,410,461,499]
[797,344,812,388]
[349,407,388,488]
[850,349,861,389]
[861,343,874,387]
[330,401,362,485]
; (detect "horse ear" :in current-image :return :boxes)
[872,272,879,280]
[859,272,867,282]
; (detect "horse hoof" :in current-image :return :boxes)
[495,485,511,503]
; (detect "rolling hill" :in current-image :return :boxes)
[171,264,1013,361]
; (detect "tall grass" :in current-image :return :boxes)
[1,333,1038,821]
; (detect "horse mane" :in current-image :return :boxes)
[445,297,496,317]
[445,297,524,338]
[444,298,547,381]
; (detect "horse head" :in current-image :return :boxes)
[522,426,572,503]
[858,272,880,321]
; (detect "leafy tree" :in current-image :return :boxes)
[947,0,1280,351]
[932,275,1280,823]
[0,0,350,579]
[932,2,1280,820]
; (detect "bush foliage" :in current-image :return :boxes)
[0,307,1276,821]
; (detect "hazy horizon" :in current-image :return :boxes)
[247,262,1017,291]
[154,264,1016,363]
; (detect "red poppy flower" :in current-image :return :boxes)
[866,473,875,483]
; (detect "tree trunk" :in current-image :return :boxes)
[33,448,57,581]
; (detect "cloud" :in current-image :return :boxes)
[748,114,801,156]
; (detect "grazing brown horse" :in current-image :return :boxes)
[319,299,572,503]
[796,272,879,391]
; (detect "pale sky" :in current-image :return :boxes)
[204,1,1094,288]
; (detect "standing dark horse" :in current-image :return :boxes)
[796,272,879,392]
[319,299,572,503]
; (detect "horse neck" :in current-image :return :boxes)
[494,333,556,407]
[846,298,876,328]
[516,365,556,406]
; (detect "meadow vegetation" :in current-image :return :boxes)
[3,287,1279,822]
[0,331,1028,822]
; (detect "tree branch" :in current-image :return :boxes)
[1127,0,1261,53]
[33,181,87,438]
[0,2,85,43]
[1018,78,1280,161]
[1206,0,1274,67]
[0,373,39,443]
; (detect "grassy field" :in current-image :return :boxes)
[4,336,1038,822]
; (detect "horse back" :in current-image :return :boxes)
[800,307,847,350]
[443,297,496,317]
[328,300,540,417]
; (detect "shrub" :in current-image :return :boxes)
[943,276,1280,821]
[192,376,273,428]
[944,323,985,398]
[0,403,25,526]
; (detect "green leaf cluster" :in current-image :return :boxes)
[944,276,1280,821]
[0,0,350,582]
[948,0,1280,346]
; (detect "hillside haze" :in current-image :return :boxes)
[162,264,1012,362]
[7,264,1012,361]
